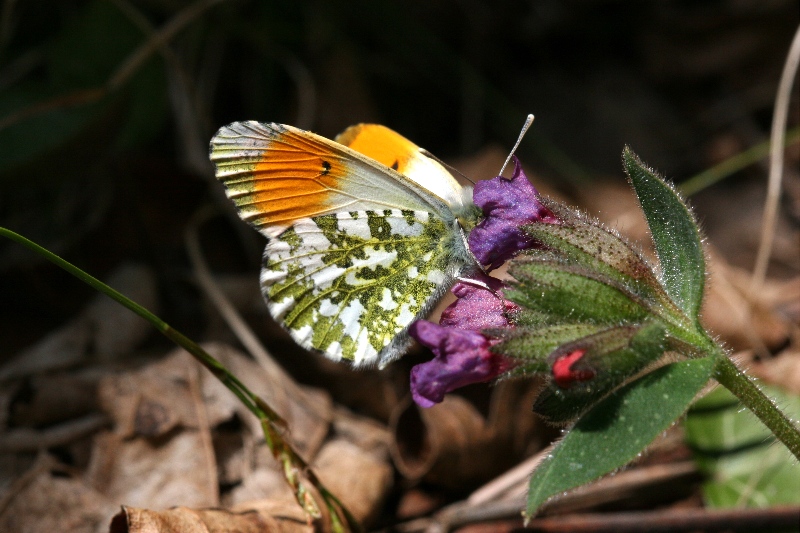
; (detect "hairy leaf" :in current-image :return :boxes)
[526,356,715,518]
[623,148,705,323]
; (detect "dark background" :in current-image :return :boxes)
[1,2,799,527]
[0,0,797,392]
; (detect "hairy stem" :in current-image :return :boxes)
[713,354,800,460]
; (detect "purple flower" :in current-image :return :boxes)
[468,157,559,270]
[408,159,561,407]
[439,273,519,330]
[409,321,515,408]
[409,272,518,407]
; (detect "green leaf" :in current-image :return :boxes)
[522,221,685,321]
[685,385,800,507]
[532,321,668,424]
[623,147,705,322]
[523,221,655,287]
[507,260,652,326]
[526,356,715,518]
[701,447,800,508]
[499,323,606,362]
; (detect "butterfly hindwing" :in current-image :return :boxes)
[263,209,466,365]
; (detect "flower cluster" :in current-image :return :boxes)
[409,273,518,407]
[409,158,558,407]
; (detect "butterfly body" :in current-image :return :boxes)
[210,121,478,366]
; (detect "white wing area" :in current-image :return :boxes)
[259,210,469,366]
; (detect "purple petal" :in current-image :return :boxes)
[468,157,558,270]
[409,321,514,407]
[439,272,518,331]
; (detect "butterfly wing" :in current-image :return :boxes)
[263,209,466,365]
[335,123,468,211]
[210,121,456,238]
[210,122,475,366]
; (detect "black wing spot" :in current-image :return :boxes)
[390,160,399,171]
[321,160,332,174]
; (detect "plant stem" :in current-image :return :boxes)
[713,354,800,460]
[0,226,355,530]
[678,126,800,197]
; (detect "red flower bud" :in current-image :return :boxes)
[552,349,596,389]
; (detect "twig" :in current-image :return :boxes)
[0,413,109,453]
[751,25,800,288]
[109,0,226,90]
[110,0,211,175]
[387,461,700,533]
[187,362,220,506]
[0,0,228,131]
[184,207,297,409]
[0,226,358,532]
[523,506,800,533]
[678,127,800,197]
[467,445,552,505]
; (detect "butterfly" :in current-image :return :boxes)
[210,122,480,367]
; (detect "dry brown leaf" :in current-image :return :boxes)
[227,406,394,525]
[225,467,295,509]
[312,439,393,525]
[111,503,312,533]
[86,430,218,510]
[97,344,333,457]
[391,396,502,489]
[0,463,116,533]
[197,344,333,458]
[85,341,399,528]
[389,377,548,492]
[9,372,98,428]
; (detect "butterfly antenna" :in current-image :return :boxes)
[420,148,475,185]
[499,114,535,176]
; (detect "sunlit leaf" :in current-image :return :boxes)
[623,148,705,323]
[526,356,715,518]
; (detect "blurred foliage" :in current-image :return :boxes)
[2,1,797,178]
[685,385,800,507]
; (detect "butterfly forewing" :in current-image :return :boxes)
[210,121,455,238]
[336,124,467,210]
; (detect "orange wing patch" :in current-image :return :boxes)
[336,124,420,176]
[211,122,450,239]
[247,134,352,227]
[335,123,465,210]
[212,122,380,237]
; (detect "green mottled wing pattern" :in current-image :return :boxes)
[262,209,468,366]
